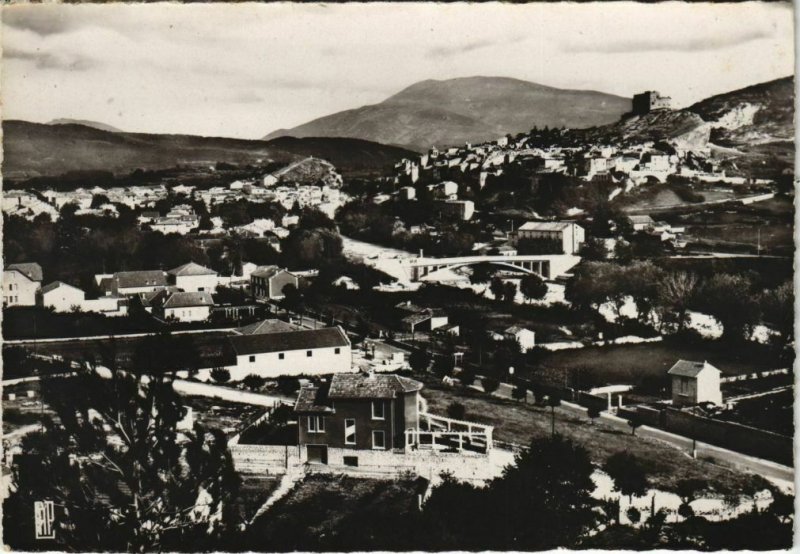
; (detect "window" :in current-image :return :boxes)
[372,430,386,450]
[334,347,341,355]
[278,353,285,360]
[307,416,325,433]
[344,419,356,445]
[307,350,313,357]
[372,401,385,420]
[680,377,689,395]
[198,287,205,292]
[343,456,359,467]
[249,355,256,363]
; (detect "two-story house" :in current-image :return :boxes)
[250,266,298,300]
[294,372,423,464]
[3,262,43,306]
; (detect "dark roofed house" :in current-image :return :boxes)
[667,360,722,407]
[225,326,351,379]
[294,372,423,461]
[3,262,43,306]
[158,291,214,322]
[105,270,168,296]
[233,318,302,336]
[251,266,298,300]
[7,263,43,282]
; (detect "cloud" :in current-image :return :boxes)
[4,46,97,71]
[2,7,83,36]
[427,34,527,58]
[562,29,775,54]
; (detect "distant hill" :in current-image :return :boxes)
[578,77,794,151]
[264,76,631,151]
[263,136,416,177]
[687,76,794,148]
[48,118,124,133]
[2,121,412,180]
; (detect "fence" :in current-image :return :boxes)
[621,405,792,466]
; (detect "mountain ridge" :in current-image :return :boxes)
[2,121,413,180]
[263,76,632,151]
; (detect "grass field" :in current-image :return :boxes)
[531,339,784,388]
[420,378,770,495]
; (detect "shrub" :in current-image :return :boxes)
[210,368,231,384]
[446,402,466,421]
[481,377,500,394]
[242,374,266,391]
[276,375,301,396]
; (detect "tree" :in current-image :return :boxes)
[587,405,601,425]
[432,354,455,377]
[502,281,518,304]
[696,273,760,341]
[469,263,496,285]
[3,368,240,551]
[243,374,266,391]
[547,392,562,436]
[276,375,301,396]
[481,376,500,394]
[759,281,793,345]
[627,414,642,436]
[626,506,642,525]
[511,383,527,402]
[90,194,111,208]
[489,276,506,303]
[446,402,466,421]
[210,367,231,384]
[458,368,476,387]
[604,452,649,504]
[408,348,431,373]
[486,435,599,549]
[658,271,699,333]
[520,274,548,302]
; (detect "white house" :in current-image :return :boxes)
[3,262,43,307]
[225,326,351,380]
[503,326,536,352]
[667,360,723,407]
[515,221,585,255]
[41,281,85,312]
[168,262,219,292]
[158,291,214,322]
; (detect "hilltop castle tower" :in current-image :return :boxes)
[632,91,672,115]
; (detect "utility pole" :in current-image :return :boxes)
[757,227,761,256]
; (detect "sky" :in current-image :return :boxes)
[2,2,795,140]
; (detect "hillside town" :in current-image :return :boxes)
[1,3,795,552]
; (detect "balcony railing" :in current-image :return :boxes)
[405,412,493,454]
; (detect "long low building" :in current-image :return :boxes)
[225,325,351,380]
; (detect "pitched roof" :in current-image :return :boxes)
[167,262,217,277]
[327,373,423,400]
[7,262,43,282]
[113,270,168,289]
[667,360,720,378]
[628,215,656,225]
[233,319,302,335]
[518,221,573,232]
[505,326,531,335]
[41,281,84,295]
[162,291,214,309]
[228,326,349,356]
[294,385,336,414]
[251,265,296,279]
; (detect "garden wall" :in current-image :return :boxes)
[662,408,792,466]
